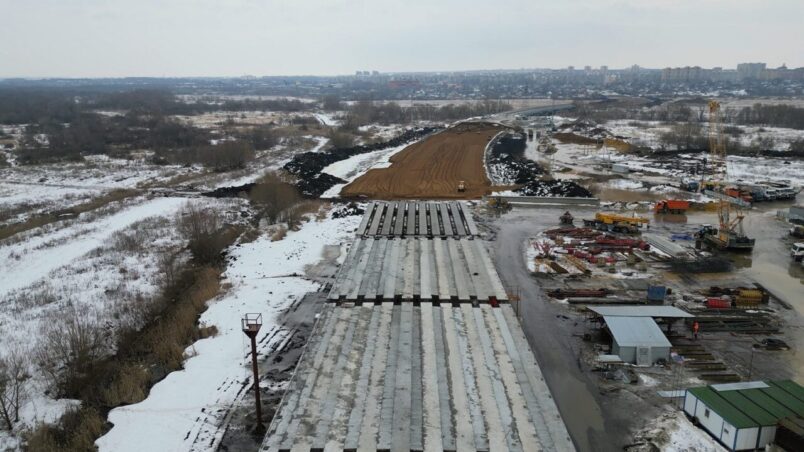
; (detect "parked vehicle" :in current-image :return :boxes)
[790,225,804,239]
[654,200,690,214]
[791,243,804,262]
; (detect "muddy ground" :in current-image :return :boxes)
[340,122,506,199]
[481,201,804,451]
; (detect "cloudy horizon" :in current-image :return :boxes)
[1,0,802,78]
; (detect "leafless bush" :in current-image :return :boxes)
[100,364,149,407]
[24,406,104,452]
[0,348,30,431]
[249,172,302,224]
[177,203,227,265]
[6,283,58,313]
[35,312,107,396]
[157,251,181,288]
[327,129,355,148]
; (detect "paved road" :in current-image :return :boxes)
[490,211,625,452]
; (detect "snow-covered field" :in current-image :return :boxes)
[0,156,198,224]
[604,119,804,153]
[0,196,194,449]
[0,197,186,297]
[96,212,360,452]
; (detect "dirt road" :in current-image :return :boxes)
[340,122,505,199]
[488,207,631,451]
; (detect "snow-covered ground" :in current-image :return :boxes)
[604,119,804,153]
[96,212,360,452]
[0,156,199,224]
[633,409,725,452]
[313,112,342,127]
[728,155,804,186]
[0,196,194,449]
[1,197,186,297]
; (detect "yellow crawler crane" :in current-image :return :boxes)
[584,212,650,233]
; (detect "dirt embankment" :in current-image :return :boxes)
[340,122,505,199]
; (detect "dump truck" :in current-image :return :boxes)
[583,212,649,233]
[654,200,690,214]
[457,180,466,192]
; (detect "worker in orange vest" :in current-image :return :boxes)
[693,321,700,340]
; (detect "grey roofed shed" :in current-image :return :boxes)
[588,306,693,318]
[603,316,671,365]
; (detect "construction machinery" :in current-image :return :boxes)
[696,217,755,251]
[457,180,466,192]
[583,212,649,234]
[654,200,690,214]
[487,196,511,211]
[696,100,755,251]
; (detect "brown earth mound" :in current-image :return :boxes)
[340,122,505,199]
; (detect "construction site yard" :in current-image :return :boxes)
[483,203,804,450]
[340,122,505,199]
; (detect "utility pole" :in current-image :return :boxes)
[242,313,263,429]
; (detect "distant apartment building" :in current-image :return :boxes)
[761,64,804,81]
[736,62,766,79]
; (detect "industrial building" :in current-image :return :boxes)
[590,306,692,365]
[603,316,671,365]
[683,380,804,451]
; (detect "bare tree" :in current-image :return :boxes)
[0,348,30,431]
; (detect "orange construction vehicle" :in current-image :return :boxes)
[654,200,690,214]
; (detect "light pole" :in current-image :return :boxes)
[242,313,263,429]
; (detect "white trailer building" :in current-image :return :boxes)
[683,380,804,451]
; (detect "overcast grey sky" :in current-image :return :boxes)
[1,0,802,78]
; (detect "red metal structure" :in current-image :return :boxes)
[242,313,264,428]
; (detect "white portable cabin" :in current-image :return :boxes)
[683,381,804,451]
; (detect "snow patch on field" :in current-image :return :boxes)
[0,197,186,298]
[728,155,804,186]
[313,112,341,127]
[96,214,360,452]
[607,179,645,190]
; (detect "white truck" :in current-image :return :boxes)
[792,242,804,262]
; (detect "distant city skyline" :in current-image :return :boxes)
[1,0,802,78]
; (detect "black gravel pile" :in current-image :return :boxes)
[331,202,364,218]
[295,172,345,198]
[487,132,543,185]
[283,126,440,197]
[516,180,593,197]
[202,183,256,198]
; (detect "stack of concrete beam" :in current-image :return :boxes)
[356,201,480,238]
[262,303,574,452]
[327,237,508,303]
